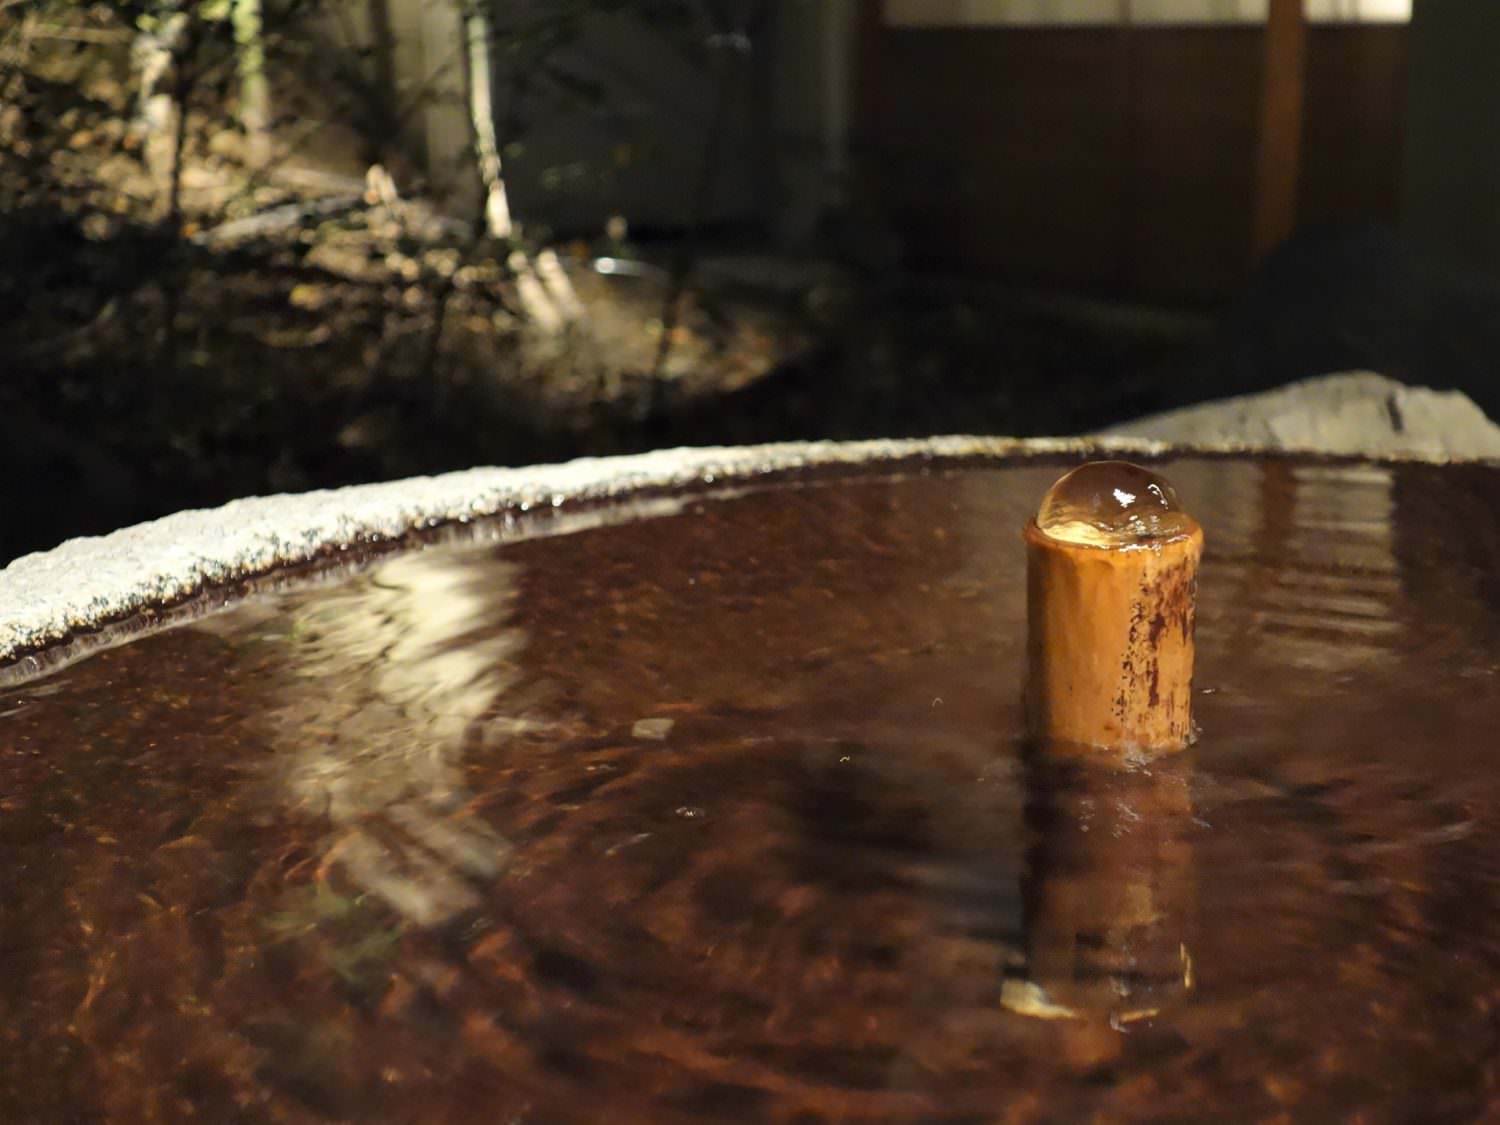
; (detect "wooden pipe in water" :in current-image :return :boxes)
[1004,462,1202,1043]
[1024,461,1204,755]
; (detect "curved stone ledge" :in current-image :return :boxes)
[0,437,1167,672]
[2,427,1491,677]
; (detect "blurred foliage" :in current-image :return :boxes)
[0,0,824,564]
[0,0,720,213]
[11,0,1160,583]
[134,0,232,34]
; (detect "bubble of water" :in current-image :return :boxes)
[1035,461,1193,547]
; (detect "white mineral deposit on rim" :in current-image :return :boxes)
[0,437,1179,676]
[1036,460,1194,548]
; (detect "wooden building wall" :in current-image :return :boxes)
[854,17,1406,304]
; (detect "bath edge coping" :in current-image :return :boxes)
[1,434,1493,673]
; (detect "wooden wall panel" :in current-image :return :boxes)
[1299,26,1406,226]
[855,18,1405,304]
[859,27,1127,291]
[1125,29,1263,299]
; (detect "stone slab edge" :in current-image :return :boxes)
[0,433,1488,671]
[1104,372,1500,460]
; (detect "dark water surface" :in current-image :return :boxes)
[2,456,1499,1123]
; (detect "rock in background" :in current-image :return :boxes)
[1104,372,1500,461]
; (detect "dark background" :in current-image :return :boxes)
[2,0,1496,563]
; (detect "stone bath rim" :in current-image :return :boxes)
[0,435,1492,683]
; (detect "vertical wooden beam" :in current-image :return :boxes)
[821,0,856,209]
[749,1,776,237]
[1252,0,1307,260]
[1114,0,1136,291]
[1404,3,1500,276]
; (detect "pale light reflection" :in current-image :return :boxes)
[1190,460,1401,676]
[1266,463,1400,670]
[268,549,527,927]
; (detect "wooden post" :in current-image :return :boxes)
[1252,0,1307,260]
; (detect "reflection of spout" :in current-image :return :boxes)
[269,550,527,927]
[1003,750,1196,1031]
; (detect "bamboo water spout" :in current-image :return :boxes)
[1024,461,1204,755]
[1009,462,1203,1038]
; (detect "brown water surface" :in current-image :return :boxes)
[2,456,1499,1123]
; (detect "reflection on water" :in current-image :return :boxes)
[1193,460,1402,675]
[1005,753,1196,1033]
[0,456,1498,1122]
[250,552,527,926]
